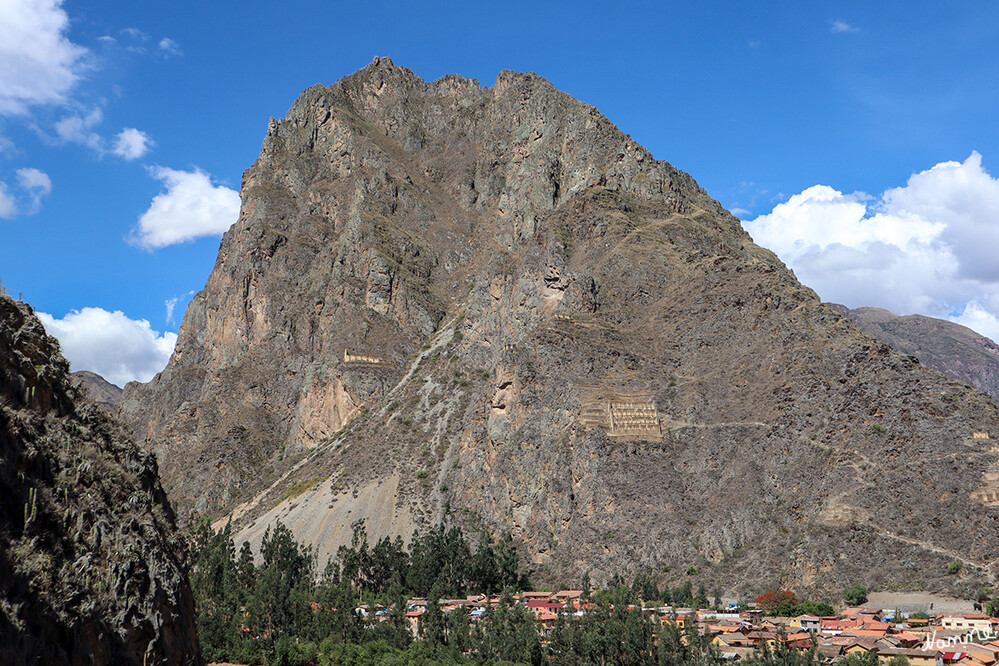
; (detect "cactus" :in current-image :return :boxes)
[23,487,37,528]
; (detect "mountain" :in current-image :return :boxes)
[72,370,124,409]
[121,58,999,595]
[0,293,201,665]
[829,305,999,404]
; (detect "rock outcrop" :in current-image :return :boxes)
[121,58,999,596]
[0,293,201,665]
[72,370,124,409]
[830,304,999,404]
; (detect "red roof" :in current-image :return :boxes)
[525,600,564,610]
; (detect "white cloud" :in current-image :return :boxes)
[164,296,179,324]
[0,166,52,217]
[0,0,87,115]
[130,166,240,249]
[163,290,194,324]
[0,183,15,218]
[17,167,51,193]
[53,106,104,151]
[831,20,858,34]
[950,302,999,345]
[120,27,148,41]
[16,166,51,212]
[745,152,999,341]
[37,307,177,386]
[158,37,182,56]
[112,127,152,159]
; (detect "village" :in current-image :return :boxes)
[386,591,999,665]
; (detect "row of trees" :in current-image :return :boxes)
[621,572,721,609]
[189,520,836,665]
[189,518,529,664]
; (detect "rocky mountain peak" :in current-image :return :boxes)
[122,61,999,595]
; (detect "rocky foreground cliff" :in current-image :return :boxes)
[122,58,999,596]
[0,293,201,665]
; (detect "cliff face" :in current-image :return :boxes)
[122,58,999,595]
[0,294,201,665]
[830,305,999,405]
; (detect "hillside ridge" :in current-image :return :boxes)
[0,293,201,665]
[829,304,999,404]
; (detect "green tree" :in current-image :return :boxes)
[694,582,709,609]
[495,530,521,590]
[420,597,446,647]
[255,521,314,641]
[986,597,999,617]
[474,592,541,665]
[189,518,250,661]
[548,612,582,666]
[446,605,471,654]
[797,600,835,617]
[839,652,880,666]
[842,584,868,606]
[469,530,499,594]
[622,606,654,666]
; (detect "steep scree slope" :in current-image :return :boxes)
[121,58,999,594]
[0,294,201,665]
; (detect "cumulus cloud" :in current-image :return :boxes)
[0,166,52,217]
[16,167,51,212]
[37,307,177,386]
[745,152,999,341]
[130,166,240,249]
[112,127,152,159]
[158,37,182,56]
[16,167,51,193]
[53,106,104,151]
[0,0,87,115]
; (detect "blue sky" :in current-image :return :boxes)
[2,1,999,385]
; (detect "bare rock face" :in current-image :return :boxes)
[121,58,999,595]
[830,305,999,404]
[0,294,201,665]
